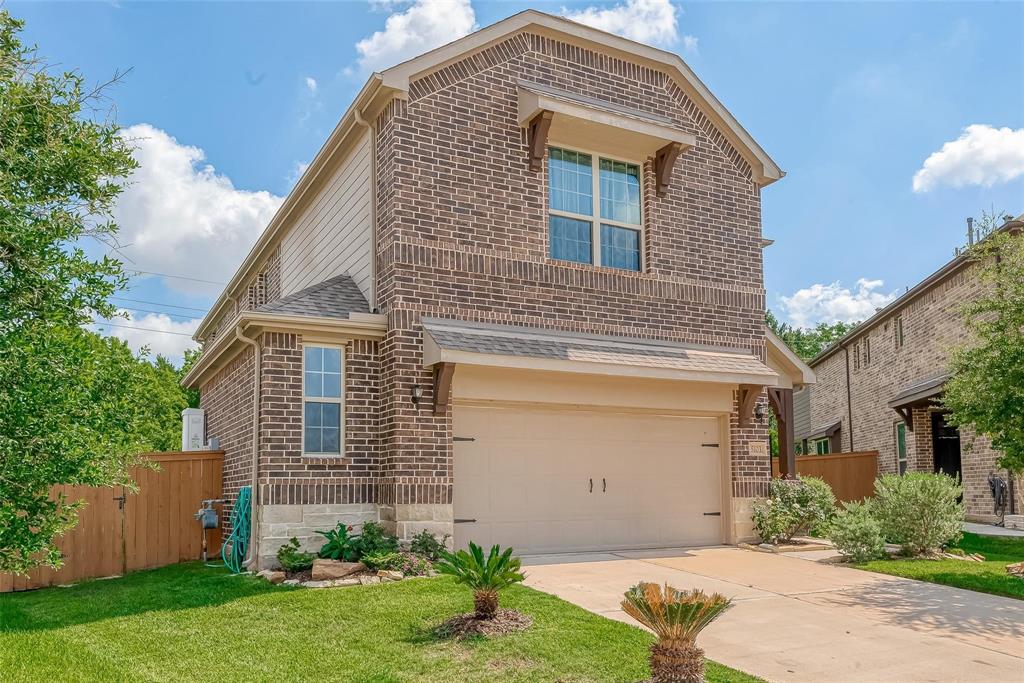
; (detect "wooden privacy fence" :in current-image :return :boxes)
[772,450,878,502]
[1,450,223,593]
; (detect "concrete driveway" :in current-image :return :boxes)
[522,547,1024,683]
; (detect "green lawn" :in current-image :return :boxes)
[0,563,759,683]
[856,532,1024,600]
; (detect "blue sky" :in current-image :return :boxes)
[10,1,1023,362]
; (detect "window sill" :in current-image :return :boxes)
[547,256,645,276]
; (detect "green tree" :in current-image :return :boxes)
[0,10,144,573]
[766,310,856,362]
[944,222,1024,483]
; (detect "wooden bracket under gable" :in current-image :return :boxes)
[433,362,456,415]
[893,406,914,431]
[654,142,683,197]
[527,110,554,172]
[738,384,763,428]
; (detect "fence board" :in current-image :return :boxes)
[1,451,223,592]
[773,450,878,502]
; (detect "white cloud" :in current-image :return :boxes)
[113,124,283,294]
[355,0,477,73]
[780,278,897,328]
[93,311,201,364]
[562,0,692,50]
[304,76,318,93]
[288,160,310,187]
[913,124,1024,192]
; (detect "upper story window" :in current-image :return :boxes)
[895,316,905,349]
[548,147,642,272]
[303,344,343,456]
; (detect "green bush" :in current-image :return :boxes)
[316,523,361,561]
[751,476,836,544]
[409,529,450,560]
[362,551,405,571]
[276,537,314,572]
[358,522,399,557]
[872,472,964,555]
[828,501,886,562]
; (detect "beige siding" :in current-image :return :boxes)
[280,128,373,300]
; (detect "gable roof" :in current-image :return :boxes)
[257,274,369,320]
[195,9,782,342]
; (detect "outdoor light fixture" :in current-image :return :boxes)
[411,384,424,405]
[754,402,766,423]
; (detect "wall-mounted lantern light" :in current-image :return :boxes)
[411,384,424,406]
[754,402,766,423]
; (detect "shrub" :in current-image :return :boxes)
[436,542,525,619]
[409,529,450,560]
[872,472,964,555]
[828,501,886,562]
[276,537,314,572]
[751,476,836,544]
[316,523,360,561]
[362,551,405,571]
[621,583,731,683]
[358,521,399,557]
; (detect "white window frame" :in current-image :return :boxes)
[547,144,645,271]
[301,343,345,457]
[813,438,831,455]
[894,421,908,475]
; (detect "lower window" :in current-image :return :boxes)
[600,224,641,271]
[813,438,830,455]
[895,422,907,474]
[303,344,344,455]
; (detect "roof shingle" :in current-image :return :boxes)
[258,274,369,320]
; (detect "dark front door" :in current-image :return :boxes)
[931,412,962,480]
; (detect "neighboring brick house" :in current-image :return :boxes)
[797,216,1023,522]
[183,10,812,569]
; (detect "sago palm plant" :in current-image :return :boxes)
[621,583,732,683]
[436,542,525,619]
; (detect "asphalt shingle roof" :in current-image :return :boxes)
[258,274,369,319]
[422,318,775,378]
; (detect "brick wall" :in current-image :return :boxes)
[808,261,1022,520]
[375,31,769,506]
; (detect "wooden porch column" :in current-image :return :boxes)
[768,387,796,479]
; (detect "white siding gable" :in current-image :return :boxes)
[280,128,373,301]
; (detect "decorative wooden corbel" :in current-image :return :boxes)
[432,362,455,415]
[893,406,914,431]
[738,384,763,428]
[527,110,554,172]
[654,142,683,197]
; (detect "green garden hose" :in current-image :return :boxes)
[222,486,251,574]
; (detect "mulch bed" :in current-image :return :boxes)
[435,609,533,639]
[286,569,312,582]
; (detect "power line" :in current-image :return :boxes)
[128,270,226,286]
[92,323,197,339]
[110,296,209,313]
[116,306,205,320]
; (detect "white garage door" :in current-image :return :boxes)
[453,404,723,555]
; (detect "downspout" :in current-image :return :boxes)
[844,345,854,451]
[234,325,262,568]
[353,107,378,311]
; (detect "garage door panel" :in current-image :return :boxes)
[454,406,723,555]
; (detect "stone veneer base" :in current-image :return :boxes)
[258,503,377,570]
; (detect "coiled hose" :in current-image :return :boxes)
[222,486,251,574]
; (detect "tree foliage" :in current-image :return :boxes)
[0,11,191,573]
[944,224,1024,476]
[766,310,857,362]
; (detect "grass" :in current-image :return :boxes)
[0,563,760,683]
[856,532,1024,600]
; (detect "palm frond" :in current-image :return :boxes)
[621,582,731,645]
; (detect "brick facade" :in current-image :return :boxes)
[199,26,776,565]
[807,260,1022,521]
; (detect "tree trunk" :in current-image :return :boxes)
[649,642,705,683]
[473,589,499,619]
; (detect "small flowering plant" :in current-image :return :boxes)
[751,476,836,544]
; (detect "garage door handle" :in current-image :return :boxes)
[602,478,606,493]
[454,518,477,524]
[703,512,721,517]
[589,478,593,493]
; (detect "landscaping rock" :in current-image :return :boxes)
[311,559,366,581]
[329,578,361,587]
[378,570,403,581]
[358,575,381,585]
[301,580,333,589]
[264,571,286,584]
[283,579,300,586]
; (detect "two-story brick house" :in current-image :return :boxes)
[796,216,1023,522]
[183,10,812,569]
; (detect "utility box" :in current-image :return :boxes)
[181,408,206,451]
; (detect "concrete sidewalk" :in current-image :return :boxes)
[523,547,1024,683]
